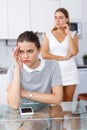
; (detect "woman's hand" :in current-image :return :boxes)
[63,23,70,35]
[64,51,72,60]
[12,46,23,69]
[20,87,29,99]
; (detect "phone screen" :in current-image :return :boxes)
[20,107,34,115]
[21,108,32,113]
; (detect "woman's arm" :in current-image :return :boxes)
[41,33,71,60]
[21,85,63,105]
[68,33,79,55]
[7,68,21,109]
[64,23,79,56]
[6,46,23,109]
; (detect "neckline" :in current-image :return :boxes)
[23,59,45,73]
[50,32,67,44]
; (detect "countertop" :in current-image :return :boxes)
[77,65,87,69]
[0,65,87,74]
[0,68,8,74]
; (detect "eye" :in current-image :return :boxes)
[55,16,57,19]
[27,49,34,53]
[19,50,24,54]
[59,16,64,19]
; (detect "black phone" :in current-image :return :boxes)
[20,107,34,116]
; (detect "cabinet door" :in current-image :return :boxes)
[83,0,87,37]
[83,0,87,20]
[30,0,60,32]
[60,0,83,20]
[0,0,8,39]
[8,0,30,39]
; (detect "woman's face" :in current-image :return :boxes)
[18,41,40,68]
[54,11,68,28]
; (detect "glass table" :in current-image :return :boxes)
[0,100,87,130]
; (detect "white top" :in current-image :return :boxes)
[46,31,79,86]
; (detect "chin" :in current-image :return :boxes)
[24,63,31,67]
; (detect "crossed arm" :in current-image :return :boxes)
[6,67,63,110]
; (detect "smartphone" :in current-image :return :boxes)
[20,107,34,116]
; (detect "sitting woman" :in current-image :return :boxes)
[6,31,63,130]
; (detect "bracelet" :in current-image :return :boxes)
[29,92,33,100]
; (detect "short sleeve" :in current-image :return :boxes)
[51,62,63,87]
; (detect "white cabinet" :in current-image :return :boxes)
[83,0,87,20]
[0,0,8,39]
[60,0,83,20]
[30,0,60,32]
[7,0,30,39]
[83,0,87,37]
[0,0,85,38]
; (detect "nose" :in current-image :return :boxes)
[24,52,28,58]
[57,18,60,22]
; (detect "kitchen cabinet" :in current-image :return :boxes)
[30,0,60,32]
[0,0,30,39]
[83,0,87,20]
[0,0,85,39]
[0,0,8,39]
[60,0,83,20]
[83,0,87,37]
[7,0,30,39]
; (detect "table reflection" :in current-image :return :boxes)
[0,101,87,130]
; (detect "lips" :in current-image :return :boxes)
[23,60,30,63]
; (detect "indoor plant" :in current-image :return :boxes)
[82,54,87,65]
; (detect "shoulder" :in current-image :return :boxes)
[43,31,51,38]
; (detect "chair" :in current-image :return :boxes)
[77,93,87,101]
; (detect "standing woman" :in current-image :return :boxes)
[41,8,79,101]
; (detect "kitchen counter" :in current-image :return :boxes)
[77,65,87,69]
[0,65,87,74]
[0,68,8,74]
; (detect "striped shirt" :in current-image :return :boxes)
[7,60,62,110]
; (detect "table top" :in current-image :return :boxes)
[0,101,87,130]
[0,101,87,121]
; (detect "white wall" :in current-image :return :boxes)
[0,74,7,104]
[75,21,87,65]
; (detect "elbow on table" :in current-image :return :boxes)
[54,97,63,105]
[7,99,19,110]
[9,103,19,110]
